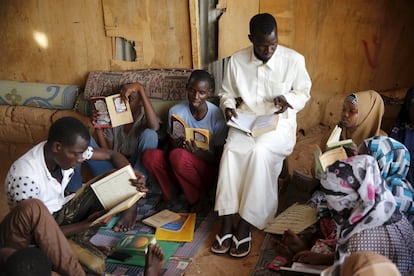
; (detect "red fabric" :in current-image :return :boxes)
[0,199,85,276]
[143,148,218,204]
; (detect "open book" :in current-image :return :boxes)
[227,112,278,137]
[326,125,355,150]
[171,114,210,150]
[264,203,317,235]
[314,145,348,179]
[91,93,134,128]
[90,165,145,225]
[280,262,329,275]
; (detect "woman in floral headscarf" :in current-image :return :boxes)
[320,155,414,274]
[361,136,414,224]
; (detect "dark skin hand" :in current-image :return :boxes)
[273,95,293,114]
[225,95,292,121]
[61,209,109,237]
[293,251,335,266]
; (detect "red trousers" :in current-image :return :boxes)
[143,148,218,205]
[0,199,85,276]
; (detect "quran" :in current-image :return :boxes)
[227,112,278,137]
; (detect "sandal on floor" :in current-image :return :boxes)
[230,232,252,258]
[211,233,233,254]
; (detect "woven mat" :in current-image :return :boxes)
[90,192,216,275]
[250,233,283,276]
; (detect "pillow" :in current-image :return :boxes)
[73,91,92,117]
[0,80,79,109]
[84,69,192,101]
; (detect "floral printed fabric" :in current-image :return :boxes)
[320,155,396,247]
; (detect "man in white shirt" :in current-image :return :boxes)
[212,13,312,258]
[5,116,147,235]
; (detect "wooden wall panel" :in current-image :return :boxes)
[102,0,192,70]
[219,0,414,96]
[0,0,111,86]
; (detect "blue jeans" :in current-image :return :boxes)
[66,129,158,193]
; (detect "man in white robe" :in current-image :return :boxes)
[211,13,312,258]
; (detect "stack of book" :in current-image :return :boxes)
[143,210,196,242]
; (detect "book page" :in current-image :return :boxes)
[319,146,347,171]
[91,192,144,225]
[227,112,256,133]
[326,125,342,145]
[185,128,210,150]
[281,262,329,274]
[142,209,181,228]
[251,114,278,137]
[264,203,317,234]
[91,165,138,210]
[105,94,134,128]
[171,114,188,138]
[91,97,112,128]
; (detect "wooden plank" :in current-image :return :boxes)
[189,0,201,69]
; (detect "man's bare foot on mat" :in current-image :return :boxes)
[113,207,137,232]
[145,243,164,276]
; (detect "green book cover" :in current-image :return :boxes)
[114,233,156,255]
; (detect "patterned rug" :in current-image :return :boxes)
[250,233,283,276]
[90,192,216,275]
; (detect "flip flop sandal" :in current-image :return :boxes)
[211,233,233,254]
[229,232,252,258]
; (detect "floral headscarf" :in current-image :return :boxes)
[363,135,414,216]
[320,155,396,247]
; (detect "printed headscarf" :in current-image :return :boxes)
[363,135,414,215]
[320,155,396,248]
[341,90,384,146]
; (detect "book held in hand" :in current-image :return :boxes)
[91,93,133,128]
[90,165,145,225]
[326,125,355,150]
[227,111,279,137]
[171,114,210,150]
[314,144,348,179]
[114,233,156,255]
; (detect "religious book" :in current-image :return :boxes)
[227,111,279,137]
[326,125,355,150]
[171,114,210,150]
[142,209,181,228]
[90,165,145,225]
[113,233,156,255]
[314,145,348,179]
[90,93,133,128]
[264,203,317,235]
[280,262,329,275]
[159,213,191,232]
[155,213,196,242]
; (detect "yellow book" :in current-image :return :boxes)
[171,114,210,150]
[91,93,134,128]
[155,213,196,242]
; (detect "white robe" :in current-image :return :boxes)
[215,45,312,229]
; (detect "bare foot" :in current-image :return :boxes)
[145,243,164,276]
[113,207,137,232]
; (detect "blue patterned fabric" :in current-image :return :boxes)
[363,135,414,223]
[0,80,78,109]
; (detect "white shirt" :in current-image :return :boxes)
[5,141,93,213]
[219,45,312,119]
